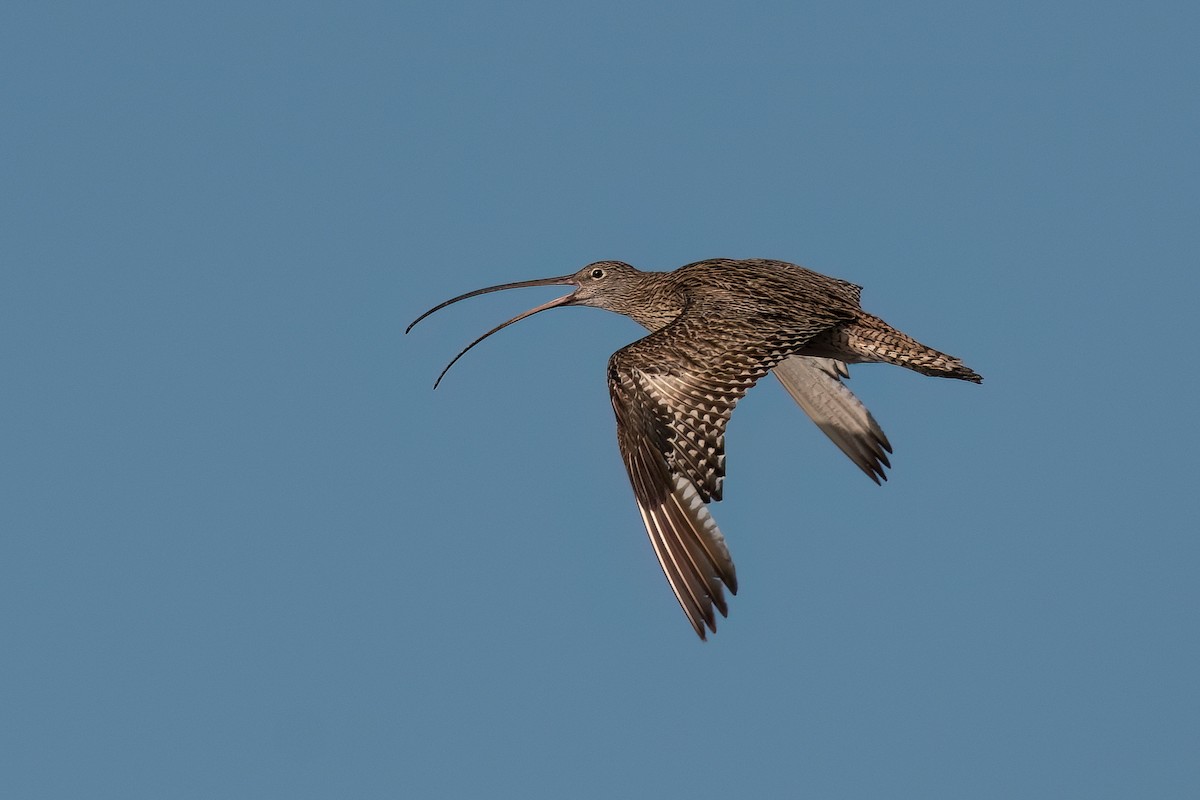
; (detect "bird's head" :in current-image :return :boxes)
[406,260,648,387]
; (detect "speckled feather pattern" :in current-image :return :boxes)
[591,259,979,638]
[411,257,982,639]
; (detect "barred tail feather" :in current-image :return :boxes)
[845,315,983,383]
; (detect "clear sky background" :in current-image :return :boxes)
[3,2,1197,798]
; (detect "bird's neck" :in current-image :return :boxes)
[623,274,687,332]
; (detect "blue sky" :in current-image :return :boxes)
[2,1,1197,797]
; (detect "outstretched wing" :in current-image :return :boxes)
[772,355,893,484]
[607,311,810,639]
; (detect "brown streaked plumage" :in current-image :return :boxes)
[407,258,981,639]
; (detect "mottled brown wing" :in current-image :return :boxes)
[607,313,809,638]
[772,355,893,484]
[609,362,738,639]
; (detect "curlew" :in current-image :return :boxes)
[408,258,981,639]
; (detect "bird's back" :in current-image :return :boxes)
[670,258,863,333]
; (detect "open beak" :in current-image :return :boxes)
[406,275,578,388]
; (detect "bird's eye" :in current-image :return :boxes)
[591,268,605,279]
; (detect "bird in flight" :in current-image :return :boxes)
[408,258,981,639]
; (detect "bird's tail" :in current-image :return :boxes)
[836,314,983,383]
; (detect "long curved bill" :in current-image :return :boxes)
[406,275,578,388]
